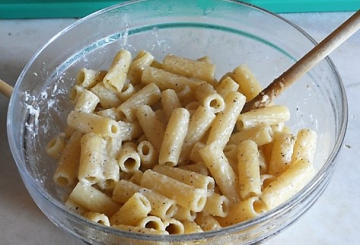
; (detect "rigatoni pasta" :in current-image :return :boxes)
[90,82,122,109]
[140,170,208,212]
[230,64,262,102]
[206,91,246,149]
[199,141,240,204]
[236,140,262,200]
[48,49,318,236]
[110,192,151,226]
[76,68,106,89]
[237,105,290,130]
[73,89,100,113]
[268,132,296,176]
[118,82,161,121]
[67,110,120,137]
[69,181,120,217]
[112,179,178,219]
[128,50,155,84]
[53,130,82,187]
[102,49,132,92]
[153,164,215,191]
[78,132,107,184]
[159,108,190,166]
[162,54,216,84]
[46,133,66,160]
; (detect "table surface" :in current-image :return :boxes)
[1,12,359,245]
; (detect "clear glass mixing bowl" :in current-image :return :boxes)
[7,0,347,244]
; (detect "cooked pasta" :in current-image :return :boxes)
[48,49,317,236]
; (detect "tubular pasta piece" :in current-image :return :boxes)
[153,165,215,191]
[291,129,317,163]
[112,179,178,219]
[46,133,66,160]
[173,206,196,221]
[215,76,239,98]
[67,110,121,138]
[261,158,315,210]
[74,89,100,113]
[98,158,119,191]
[137,140,158,170]
[76,68,106,89]
[69,85,85,104]
[128,50,155,84]
[69,181,120,217]
[103,49,132,92]
[117,120,143,142]
[230,64,262,102]
[161,89,182,123]
[65,197,89,215]
[53,131,82,187]
[137,216,165,231]
[90,82,122,109]
[206,91,246,149]
[268,132,296,176]
[195,213,222,231]
[163,218,185,235]
[159,108,190,166]
[229,124,273,147]
[83,212,110,226]
[237,140,262,200]
[141,66,203,91]
[199,141,240,203]
[117,142,141,173]
[136,105,165,153]
[237,105,290,130]
[194,83,225,114]
[118,83,161,121]
[162,54,216,83]
[110,192,151,226]
[203,192,230,218]
[118,82,136,101]
[217,197,266,226]
[78,132,106,184]
[140,169,207,212]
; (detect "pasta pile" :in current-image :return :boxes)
[46,49,317,235]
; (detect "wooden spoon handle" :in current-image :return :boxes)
[242,10,360,113]
[0,78,13,98]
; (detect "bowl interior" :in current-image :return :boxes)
[7,0,347,244]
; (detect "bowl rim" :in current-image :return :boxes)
[7,0,348,242]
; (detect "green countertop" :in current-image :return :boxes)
[0,0,359,19]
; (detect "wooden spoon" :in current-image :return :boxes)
[242,10,360,113]
[0,78,13,98]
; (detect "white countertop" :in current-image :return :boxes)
[0,12,359,245]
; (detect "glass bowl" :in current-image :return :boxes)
[7,0,347,244]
